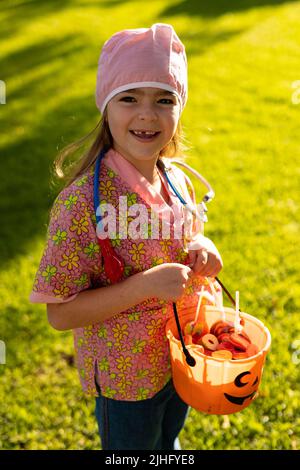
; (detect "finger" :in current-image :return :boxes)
[192,250,208,273]
[195,254,219,277]
[201,255,215,277]
[187,269,194,278]
[199,257,222,277]
[188,250,197,268]
[184,267,194,281]
[199,250,208,265]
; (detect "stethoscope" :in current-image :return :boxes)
[93,147,238,367]
[93,147,215,284]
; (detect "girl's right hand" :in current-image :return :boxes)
[144,263,193,302]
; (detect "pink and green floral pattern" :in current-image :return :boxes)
[31,150,221,399]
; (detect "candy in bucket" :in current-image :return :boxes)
[165,278,271,415]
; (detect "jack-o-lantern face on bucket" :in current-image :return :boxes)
[166,304,271,415]
[224,371,260,406]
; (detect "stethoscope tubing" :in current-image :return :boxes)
[93,149,215,225]
[171,159,215,203]
[93,148,106,229]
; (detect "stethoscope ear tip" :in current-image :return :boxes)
[203,191,215,203]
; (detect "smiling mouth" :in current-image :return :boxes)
[224,391,257,405]
[129,130,160,141]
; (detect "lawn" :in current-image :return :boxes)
[0,0,299,450]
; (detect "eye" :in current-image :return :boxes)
[119,96,136,102]
[234,371,251,388]
[158,98,175,105]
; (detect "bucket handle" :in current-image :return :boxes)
[172,276,240,367]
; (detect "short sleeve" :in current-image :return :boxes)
[30,181,102,304]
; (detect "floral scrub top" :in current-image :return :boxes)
[30,148,221,400]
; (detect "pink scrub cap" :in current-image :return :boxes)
[95,23,188,114]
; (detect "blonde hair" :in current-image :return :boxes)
[53,109,188,188]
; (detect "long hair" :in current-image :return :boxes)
[53,109,188,188]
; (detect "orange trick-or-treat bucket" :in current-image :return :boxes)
[166,291,271,415]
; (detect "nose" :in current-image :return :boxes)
[138,104,158,121]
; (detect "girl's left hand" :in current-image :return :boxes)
[188,235,223,277]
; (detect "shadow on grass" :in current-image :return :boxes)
[0,100,99,267]
[161,0,299,18]
[178,27,245,56]
[0,0,298,267]
[3,0,296,43]
[0,5,244,267]
[1,0,297,42]
[0,33,99,267]
[0,0,131,42]
[0,0,73,41]
[1,36,86,81]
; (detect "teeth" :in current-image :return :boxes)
[132,130,157,136]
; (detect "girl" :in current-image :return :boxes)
[30,23,223,450]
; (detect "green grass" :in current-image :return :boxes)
[1,0,300,450]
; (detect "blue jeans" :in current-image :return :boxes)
[94,379,189,450]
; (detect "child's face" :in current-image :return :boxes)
[106,87,181,164]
